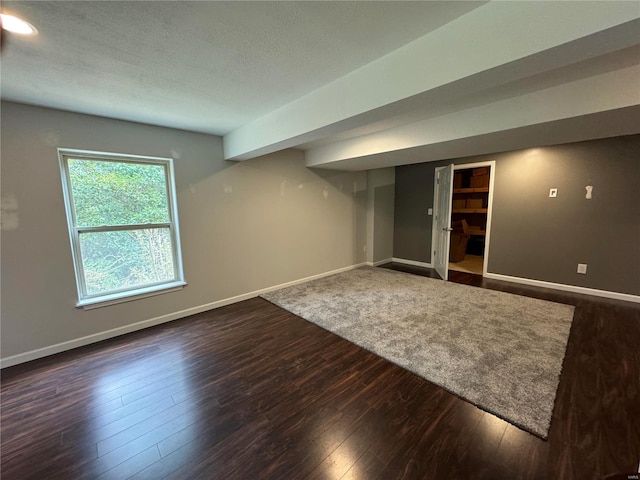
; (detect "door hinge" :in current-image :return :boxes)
[434,250,436,256]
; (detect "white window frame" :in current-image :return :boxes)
[58,148,186,309]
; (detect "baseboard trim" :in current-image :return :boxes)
[369,258,393,267]
[484,272,640,304]
[391,257,433,269]
[0,262,368,369]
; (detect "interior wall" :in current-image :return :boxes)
[393,134,640,296]
[393,162,434,264]
[0,101,367,361]
[366,168,395,263]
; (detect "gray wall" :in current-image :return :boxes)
[1,101,367,361]
[366,168,395,263]
[394,135,640,295]
[393,163,434,263]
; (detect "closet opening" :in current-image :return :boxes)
[448,165,491,276]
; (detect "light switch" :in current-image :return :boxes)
[549,188,558,198]
[428,208,433,215]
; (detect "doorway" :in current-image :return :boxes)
[432,161,495,279]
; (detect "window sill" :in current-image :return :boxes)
[76,281,187,310]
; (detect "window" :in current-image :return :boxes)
[58,149,185,308]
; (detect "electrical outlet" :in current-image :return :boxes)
[428,208,433,215]
[577,263,587,274]
[549,188,558,198]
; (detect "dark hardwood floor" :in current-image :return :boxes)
[2,263,639,479]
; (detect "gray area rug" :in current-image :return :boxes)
[261,266,575,438]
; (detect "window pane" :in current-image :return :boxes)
[79,228,175,295]
[68,159,169,226]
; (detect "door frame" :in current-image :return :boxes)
[431,160,496,277]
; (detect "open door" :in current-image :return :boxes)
[433,164,454,280]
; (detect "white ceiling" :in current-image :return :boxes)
[2,1,639,171]
[1,1,485,134]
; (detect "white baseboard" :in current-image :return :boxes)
[0,262,368,369]
[391,257,433,269]
[8,262,634,369]
[368,258,393,267]
[484,272,640,304]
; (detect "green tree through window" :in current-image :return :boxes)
[59,150,184,306]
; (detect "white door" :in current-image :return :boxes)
[433,164,454,280]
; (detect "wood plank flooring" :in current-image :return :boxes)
[2,264,639,479]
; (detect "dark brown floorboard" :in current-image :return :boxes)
[2,263,639,479]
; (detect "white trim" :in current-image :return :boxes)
[369,258,393,267]
[452,160,496,277]
[391,257,433,269]
[0,262,367,369]
[57,148,176,164]
[78,281,187,310]
[57,148,185,307]
[484,272,640,304]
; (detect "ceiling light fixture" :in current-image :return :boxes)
[1,13,38,36]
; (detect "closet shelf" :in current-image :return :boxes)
[452,208,488,214]
[453,187,490,193]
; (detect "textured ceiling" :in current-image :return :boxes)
[3,1,638,169]
[0,1,485,135]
